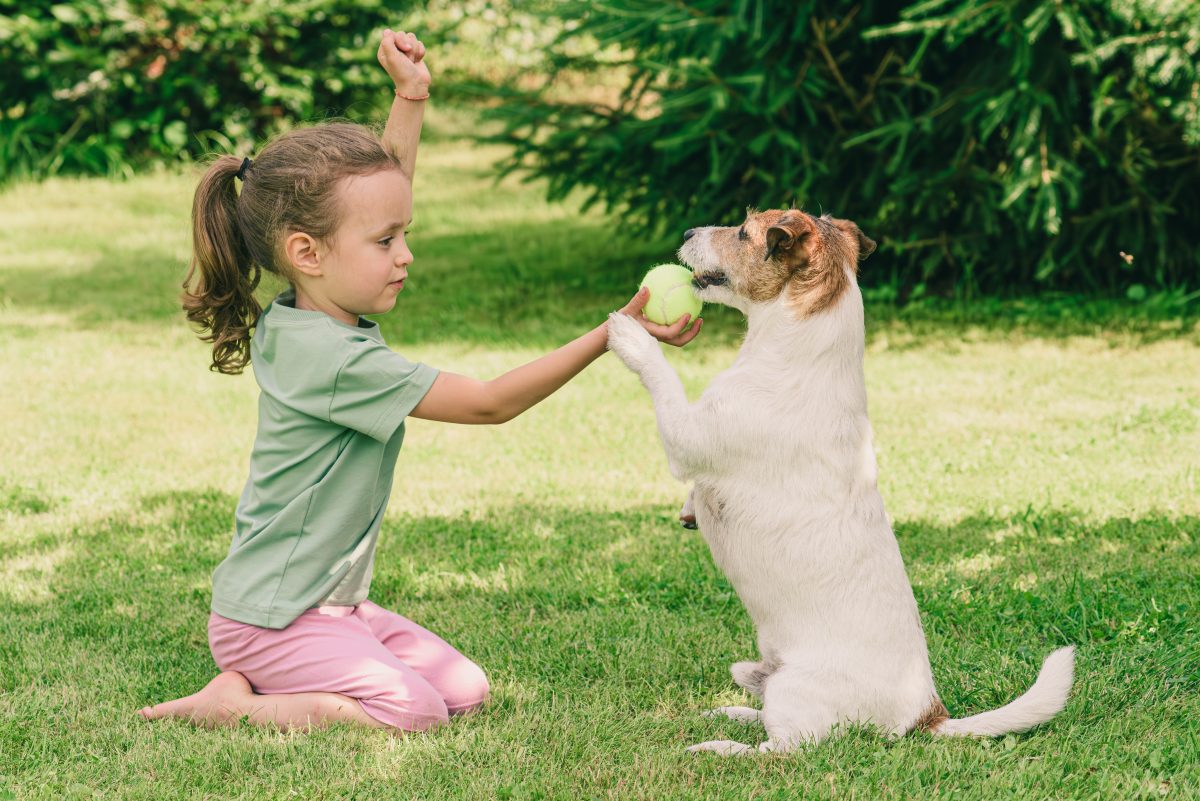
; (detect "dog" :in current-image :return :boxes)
[606,208,1074,755]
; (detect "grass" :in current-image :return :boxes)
[0,108,1198,800]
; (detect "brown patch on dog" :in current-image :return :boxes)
[741,210,812,303]
[688,207,875,320]
[833,218,877,262]
[783,214,855,318]
[913,698,950,733]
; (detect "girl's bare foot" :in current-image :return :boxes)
[138,672,388,733]
[138,671,254,728]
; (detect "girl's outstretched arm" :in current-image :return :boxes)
[377,29,429,181]
[410,288,702,424]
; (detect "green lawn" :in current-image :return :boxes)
[1,112,1198,800]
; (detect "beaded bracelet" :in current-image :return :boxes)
[395,88,430,101]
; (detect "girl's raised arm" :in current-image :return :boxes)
[377,29,429,181]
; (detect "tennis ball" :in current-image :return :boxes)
[639,263,703,326]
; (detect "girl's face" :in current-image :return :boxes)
[305,169,415,325]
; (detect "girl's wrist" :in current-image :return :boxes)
[394,82,431,101]
[591,320,611,354]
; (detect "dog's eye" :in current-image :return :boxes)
[738,226,748,241]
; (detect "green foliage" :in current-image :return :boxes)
[416,0,563,89]
[477,0,1200,295]
[0,0,412,181]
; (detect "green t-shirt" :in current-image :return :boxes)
[210,288,439,629]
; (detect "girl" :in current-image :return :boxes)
[137,30,701,735]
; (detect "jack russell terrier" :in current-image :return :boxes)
[606,208,1074,755]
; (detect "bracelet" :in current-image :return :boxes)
[395,88,430,101]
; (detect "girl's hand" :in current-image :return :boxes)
[614,286,703,347]
[377,29,430,96]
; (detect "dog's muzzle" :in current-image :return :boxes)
[692,271,728,289]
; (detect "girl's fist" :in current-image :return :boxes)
[377,29,430,95]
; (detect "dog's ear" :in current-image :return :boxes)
[765,212,812,262]
[834,219,876,261]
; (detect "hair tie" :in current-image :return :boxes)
[235,157,253,181]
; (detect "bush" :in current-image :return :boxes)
[477,0,1200,296]
[0,0,412,182]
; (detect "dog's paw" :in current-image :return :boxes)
[756,736,804,754]
[701,706,762,724]
[606,311,660,374]
[687,739,755,756]
[730,661,771,698]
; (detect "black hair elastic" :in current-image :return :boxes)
[235,157,253,181]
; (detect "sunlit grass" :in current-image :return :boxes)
[1,109,1197,800]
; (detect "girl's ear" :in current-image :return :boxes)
[285,231,323,277]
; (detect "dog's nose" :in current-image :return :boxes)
[683,228,696,242]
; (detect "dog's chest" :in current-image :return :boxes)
[701,370,815,446]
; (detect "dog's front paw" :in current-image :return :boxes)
[606,311,660,374]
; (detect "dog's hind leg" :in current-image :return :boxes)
[686,739,755,756]
[702,706,762,723]
[731,660,775,698]
[753,666,842,752]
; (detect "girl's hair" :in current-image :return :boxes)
[182,121,403,374]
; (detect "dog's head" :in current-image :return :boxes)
[678,208,875,318]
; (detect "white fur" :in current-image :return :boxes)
[606,228,1075,754]
[934,645,1075,737]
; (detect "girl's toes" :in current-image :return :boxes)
[139,672,251,724]
[139,699,187,721]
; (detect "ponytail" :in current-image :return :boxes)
[182,122,403,375]
[181,155,262,375]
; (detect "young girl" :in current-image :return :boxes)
[137,29,701,735]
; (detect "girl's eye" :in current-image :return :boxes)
[379,236,394,246]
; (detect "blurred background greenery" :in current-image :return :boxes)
[2,0,1198,300]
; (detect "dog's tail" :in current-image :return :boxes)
[931,646,1075,737]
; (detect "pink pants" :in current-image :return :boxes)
[208,599,489,732]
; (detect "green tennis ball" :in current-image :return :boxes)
[639,263,703,326]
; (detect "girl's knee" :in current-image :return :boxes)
[443,660,490,715]
[362,682,450,733]
[406,699,451,732]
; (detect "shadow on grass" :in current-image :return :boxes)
[1,206,1195,349]
[1,488,1196,723]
